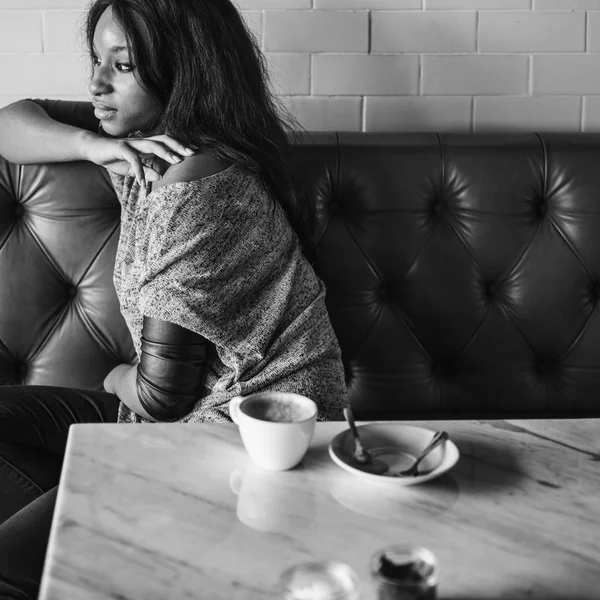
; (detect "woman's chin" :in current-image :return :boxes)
[99,121,126,138]
[100,117,158,139]
[99,118,140,138]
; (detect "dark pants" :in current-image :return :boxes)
[0,386,120,599]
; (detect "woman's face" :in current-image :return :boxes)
[88,6,161,137]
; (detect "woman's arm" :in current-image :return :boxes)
[103,316,212,423]
[0,99,97,165]
[0,98,196,186]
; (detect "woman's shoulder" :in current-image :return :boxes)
[145,153,267,225]
[151,152,235,193]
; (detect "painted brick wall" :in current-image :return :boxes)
[2,0,600,132]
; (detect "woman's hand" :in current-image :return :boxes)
[103,362,159,422]
[83,133,197,187]
[103,363,134,394]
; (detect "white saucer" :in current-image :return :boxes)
[328,423,460,486]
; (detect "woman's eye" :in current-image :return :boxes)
[91,55,133,73]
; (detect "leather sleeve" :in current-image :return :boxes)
[28,99,99,133]
[137,316,213,422]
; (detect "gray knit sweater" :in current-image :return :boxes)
[108,163,348,424]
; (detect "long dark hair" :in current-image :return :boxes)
[85,0,315,258]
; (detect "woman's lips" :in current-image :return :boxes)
[94,107,117,120]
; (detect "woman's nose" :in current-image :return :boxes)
[88,66,111,96]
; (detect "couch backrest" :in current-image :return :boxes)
[2,132,600,419]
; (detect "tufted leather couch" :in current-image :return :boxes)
[2,131,600,421]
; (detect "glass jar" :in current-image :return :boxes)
[280,560,361,600]
[370,546,438,600]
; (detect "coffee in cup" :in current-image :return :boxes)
[229,392,318,471]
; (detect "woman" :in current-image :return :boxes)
[0,0,347,596]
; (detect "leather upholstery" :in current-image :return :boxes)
[2,131,600,420]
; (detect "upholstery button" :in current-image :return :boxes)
[13,204,23,217]
[487,282,497,297]
[433,363,451,378]
[431,200,441,214]
[379,283,393,300]
[538,201,547,216]
[69,286,77,298]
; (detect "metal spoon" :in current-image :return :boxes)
[395,431,449,477]
[343,407,388,475]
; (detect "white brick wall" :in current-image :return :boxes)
[2,0,600,132]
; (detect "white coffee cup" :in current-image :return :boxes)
[229,391,318,471]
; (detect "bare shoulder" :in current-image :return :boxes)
[152,153,233,192]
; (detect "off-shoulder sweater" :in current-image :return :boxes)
[108,163,348,424]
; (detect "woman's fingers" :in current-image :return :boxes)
[138,158,166,185]
[150,135,196,157]
[143,164,163,182]
[119,135,198,186]
[128,138,194,165]
[122,146,146,187]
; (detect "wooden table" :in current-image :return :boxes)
[39,419,600,599]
